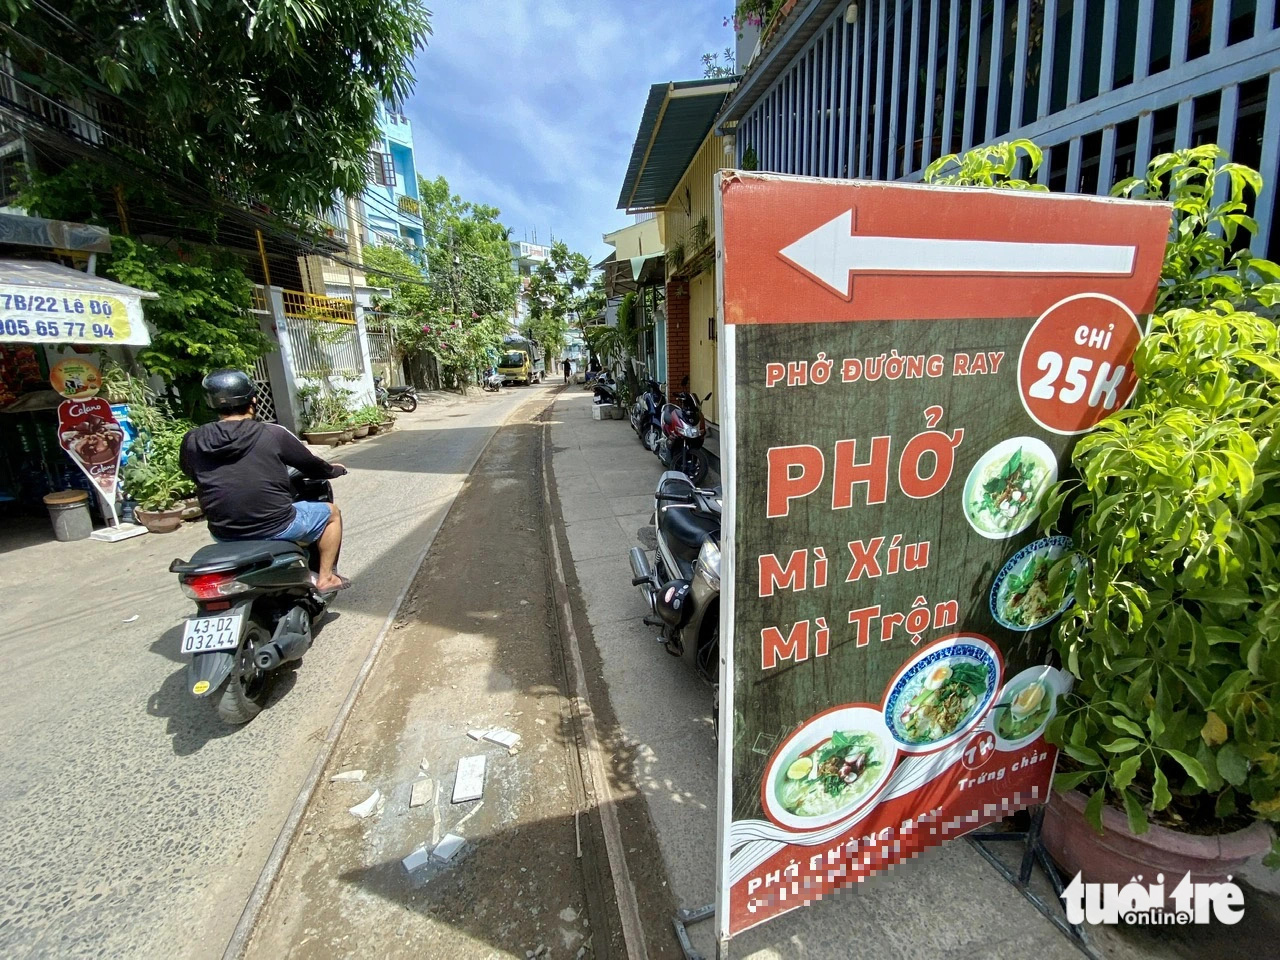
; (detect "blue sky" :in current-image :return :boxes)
[403,1,733,263]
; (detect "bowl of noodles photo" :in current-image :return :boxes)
[992,665,1068,749]
[962,437,1058,540]
[761,705,898,831]
[882,636,1002,753]
[989,536,1085,632]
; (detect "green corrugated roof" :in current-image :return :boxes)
[617,78,737,213]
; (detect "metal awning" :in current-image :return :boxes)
[600,251,666,297]
[0,258,157,346]
[617,78,738,213]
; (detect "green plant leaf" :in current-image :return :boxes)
[1122,788,1150,835]
[1101,738,1141,753]
[1113,754,1143,790]
[1062,743,1103,766]
[1166,749,1211,789]
[1152,766,1172,811]
[1053,770,1097,792]
[1217,743,1250,786]
[1111,716,1145,737]
[1084,786,1106,836]
[1262,836,1280,869]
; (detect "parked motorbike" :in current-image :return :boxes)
[629,470,722,728]
[629,377,666,452]
[657,389,711,484]
[169,470,345,725]
[592,372,619,406]
[483,371,503,392]
[375,376,418,413]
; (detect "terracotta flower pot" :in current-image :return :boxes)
[1042,786,1274,885]
[135,505,185,534]
[353,424,370,438]
[366,423,381,435]
[305,430,344,446]
[380,419,395,433]
[340,428,355,442]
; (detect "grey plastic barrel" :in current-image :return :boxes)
[44,490,93,541]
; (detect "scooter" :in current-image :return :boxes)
[629,470,722,728]
[657,389,711,484]
[169,470,345,725]
[629,377,665,452]
[483,371,503,392]
[375,376,418,413]
[592,372,619,406]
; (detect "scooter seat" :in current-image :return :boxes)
[660,505,719,563]
[170,539,306,576]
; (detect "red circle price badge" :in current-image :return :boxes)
[1018,293,1143,434]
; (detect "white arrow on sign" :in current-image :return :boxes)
[778,209,1137,298]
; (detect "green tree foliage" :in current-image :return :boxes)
[1040,148,1280,845]
[525,241,601,358]
[928,143,1280,858]
[3,0,432,221]
[104,236,268,417]
[363,175,517,390]
[1112,145,1280,312]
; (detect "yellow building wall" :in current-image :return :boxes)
[688,269,718,424]
[663,131,732,263]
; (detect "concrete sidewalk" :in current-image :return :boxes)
[547,388,1271,960]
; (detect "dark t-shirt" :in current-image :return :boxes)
[179,419,342,540]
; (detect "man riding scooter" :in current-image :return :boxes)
[179,370,351,593]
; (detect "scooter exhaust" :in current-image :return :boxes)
[255,608,313,670]
[629,547,657,613]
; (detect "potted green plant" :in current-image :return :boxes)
[300,383,357,444]
[352,404,382,435]
[1039,147,1280,882]
[123,417,195,533]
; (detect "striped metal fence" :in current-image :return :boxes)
[733,0,1280,258]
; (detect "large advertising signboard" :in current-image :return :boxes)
[714,173,1170,941]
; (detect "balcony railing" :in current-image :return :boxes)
[280,288,357,325]
[398,195,421,216]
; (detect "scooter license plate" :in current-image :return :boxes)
[180,613,244,654]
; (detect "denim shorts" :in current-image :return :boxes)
[273,500,332,545]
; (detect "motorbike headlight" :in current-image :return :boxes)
[681,422,702,438]
[697,539,721,587]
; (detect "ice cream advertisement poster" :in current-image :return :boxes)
[56,397,125,518]
[713,173,1171,941]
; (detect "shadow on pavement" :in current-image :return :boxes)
[146,622,299,756]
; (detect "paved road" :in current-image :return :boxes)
[0,384,547,960]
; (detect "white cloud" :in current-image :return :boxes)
[401,0,732,260]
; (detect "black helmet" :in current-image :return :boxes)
[202,369,255,412]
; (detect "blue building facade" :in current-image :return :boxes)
[362,102,425,254]
[718,0,1280,259]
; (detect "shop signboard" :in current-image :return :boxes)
[713,173,1170,942]
[56,397,125,523]
[0,287,147,346]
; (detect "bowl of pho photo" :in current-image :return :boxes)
[762,705,898,831]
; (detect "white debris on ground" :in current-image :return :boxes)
[348,789,381,819]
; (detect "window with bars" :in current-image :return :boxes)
[370,150,396,187]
